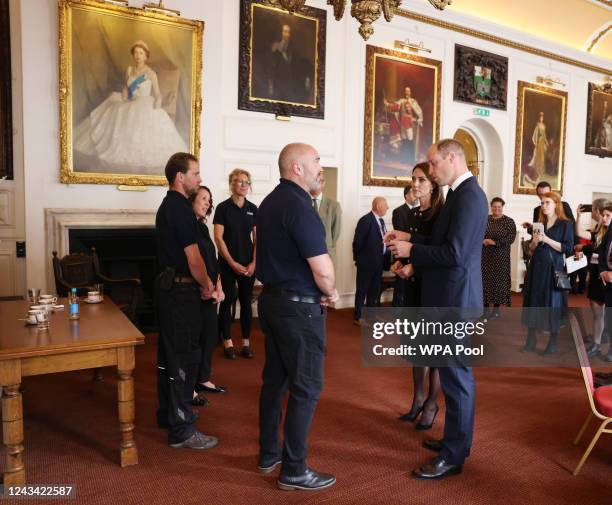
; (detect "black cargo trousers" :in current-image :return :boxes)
[156,274,203,445]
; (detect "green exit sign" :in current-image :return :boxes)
[474,108,490,117]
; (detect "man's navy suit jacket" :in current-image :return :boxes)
[353,212,389,271]
[411,176,489,308]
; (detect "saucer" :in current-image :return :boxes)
[84,298,103,304]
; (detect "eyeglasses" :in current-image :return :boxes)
[234,180,251,186]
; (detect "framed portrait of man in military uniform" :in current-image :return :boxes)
[238,0,326,119]
[363,45,441,187]
[585,82,612,159]
[453,44,508,110]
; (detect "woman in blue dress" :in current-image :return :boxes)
[522,192,574,355]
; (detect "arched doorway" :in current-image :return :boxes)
[452,119,504,199]
[453,128,482,184]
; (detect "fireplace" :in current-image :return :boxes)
[46,209,158,329]
[68,227,157,329]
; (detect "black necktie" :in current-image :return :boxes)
[379,217,387,234]
[312,198,319,212]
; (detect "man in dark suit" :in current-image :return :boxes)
[387,139,488,480]
[392,182,420,232]
[352,197,390,324]
[392,183,419,306]
[599,226,612,362]
[528,181,575,224]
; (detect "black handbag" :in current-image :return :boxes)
[547,248,571,291]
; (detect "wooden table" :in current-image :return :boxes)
[0,298,144,485]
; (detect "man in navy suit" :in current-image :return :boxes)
[352,197,390,324]
[387,139,488,480]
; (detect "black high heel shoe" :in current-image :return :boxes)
[416,404,439,431]
[398,404,424,422]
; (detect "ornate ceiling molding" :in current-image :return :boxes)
[395,7,612,76]
[586,23,612,53]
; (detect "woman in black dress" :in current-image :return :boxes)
[191,186,226,406]
[392,162,444,430]
[481,197,517,319]
[522,192,574,355]
[575,199,612,356]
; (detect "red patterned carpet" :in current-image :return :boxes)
[5,293,612,505]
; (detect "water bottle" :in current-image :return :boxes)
[69,288,80,320]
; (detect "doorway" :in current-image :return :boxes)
[452,119,504,199]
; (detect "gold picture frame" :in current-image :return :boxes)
[513,81,567,195]
[363,45,441,187]
[59,0,203,186]
[585,82,612,158]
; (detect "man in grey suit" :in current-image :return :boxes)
[310,173,342,267]
[387,139,488,480]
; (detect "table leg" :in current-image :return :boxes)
[1,359,24,485]
[117,347,137,467]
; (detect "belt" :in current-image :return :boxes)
[263,285,320,304]
[174,276,196,284]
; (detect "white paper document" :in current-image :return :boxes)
[565,255,588,274]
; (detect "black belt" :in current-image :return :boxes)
[174,276,196,284]
[263,285,320,304]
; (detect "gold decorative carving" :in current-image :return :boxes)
[58,0,204,186]
[325,1,447,41]
[395,7,612,77]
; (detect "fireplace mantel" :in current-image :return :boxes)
[45,208,156,289]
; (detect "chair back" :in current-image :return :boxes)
[52,250,96,296]
[569,313,601,416]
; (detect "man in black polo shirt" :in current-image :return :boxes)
[256,143,339,491]
[155,152,218,450]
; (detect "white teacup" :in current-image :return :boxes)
[39,295,58,304]
[27,310,41,324]
[35,310,50,329]
[87,291,101,302]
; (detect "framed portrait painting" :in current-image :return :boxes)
[585,82,612,158]
[453,44,508,110]
[363,45,441,187]
[59,0,203,186]
[238,0,326,119]
[513,81,567,195]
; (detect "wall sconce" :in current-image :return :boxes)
[394,39,432,53]
[536,75,566,88]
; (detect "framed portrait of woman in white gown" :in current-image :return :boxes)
[59,0,203,186]
[585,82,612,159]
[513,81,567,195]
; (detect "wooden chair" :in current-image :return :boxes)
[569,313,612,475]
[52,248,141,322]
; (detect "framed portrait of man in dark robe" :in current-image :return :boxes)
[238,0,326,119]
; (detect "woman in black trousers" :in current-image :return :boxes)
[191,186,226,405]
[213,169,257,360]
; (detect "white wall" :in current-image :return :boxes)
[16,0,612,304]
